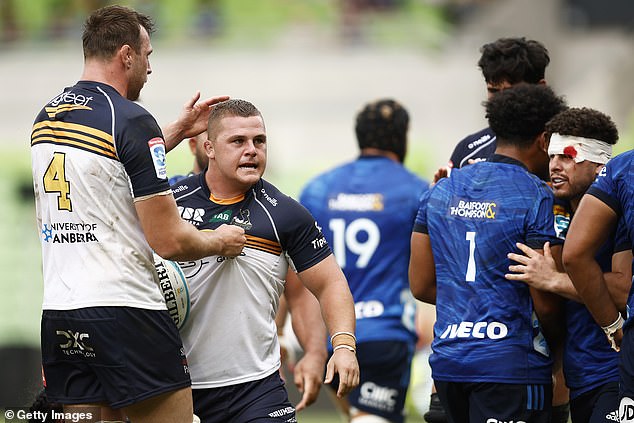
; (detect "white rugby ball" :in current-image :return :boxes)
[153,254,190,330]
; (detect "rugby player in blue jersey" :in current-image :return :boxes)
[506,107,630,423]
[563,130,634,422]
[410,84,567,423]
[297,99,428,423]
[433,37,550,183]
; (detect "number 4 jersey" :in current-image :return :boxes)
[31,81,170,311]
[300,155,428,345]
[413,154,562,384]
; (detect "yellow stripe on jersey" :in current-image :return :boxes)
[45,104,92,118]
[246,235,282,255]
[31,120,116,159]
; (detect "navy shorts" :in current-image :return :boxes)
[570,381,618,423]
[329,341,414,423]
[435,381,552,423]
[193,372,295,423]
[41,307,191,408]
[619,327,634,422]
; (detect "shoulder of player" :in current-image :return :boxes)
[455,126,495,147]
[252,179,298,208]
[172,174,205,203]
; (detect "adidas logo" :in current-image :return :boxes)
[606,410,619,422]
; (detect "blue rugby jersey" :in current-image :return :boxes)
[300,156,428,345]
[413,154,561,384]
[556,200,627,399]
[587,150,634,328]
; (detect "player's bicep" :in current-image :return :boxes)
[564,195,617,266]
[409,232,436,304]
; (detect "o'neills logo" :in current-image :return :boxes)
[450,199,497,219]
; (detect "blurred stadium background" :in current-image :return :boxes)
[0,0,632,421]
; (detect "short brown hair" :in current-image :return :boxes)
[82,5,155,60]
[207,99,263,140]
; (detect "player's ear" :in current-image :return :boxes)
[118,44,133,69]
[204,139,214,158]
[536,131,548,153]
[595,163,605,176]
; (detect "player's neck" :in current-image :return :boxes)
[81,59,128,98]
[360,148,401,163]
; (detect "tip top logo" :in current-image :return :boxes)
[450,199,497,220]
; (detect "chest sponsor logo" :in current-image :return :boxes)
[486,420,525,423]
[148,137,167,180]
[178,206,205,225]
[209,209,232,223]
[328,193,383,211]
[439,321,508,340]
[41,222,98,243]
[450,199,497,219]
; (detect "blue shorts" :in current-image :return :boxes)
[435,381,552,423]
[329,341,414,423]
[41,307,191,408]
[192,371,295,423]
[570,381,618,423]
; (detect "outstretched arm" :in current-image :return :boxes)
[284,269,328,411]
[297,255,360,398]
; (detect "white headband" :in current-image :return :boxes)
[548,133,612,164]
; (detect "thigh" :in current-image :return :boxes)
[123,387,193,423]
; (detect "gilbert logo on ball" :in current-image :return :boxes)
[154,254,191,329]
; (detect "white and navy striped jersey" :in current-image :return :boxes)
[31,81,170,310]
[172,173,331,388]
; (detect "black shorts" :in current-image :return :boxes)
[435,381,552,423]
[570,381,618,423]
[193,372,295,423]
[41,307,191,408]
[329,340,414,423]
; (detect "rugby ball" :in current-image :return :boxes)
[153,254,190,330]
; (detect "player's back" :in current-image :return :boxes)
[31,81,165,310]
[300,155,427,343]
[424,155,558,384]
